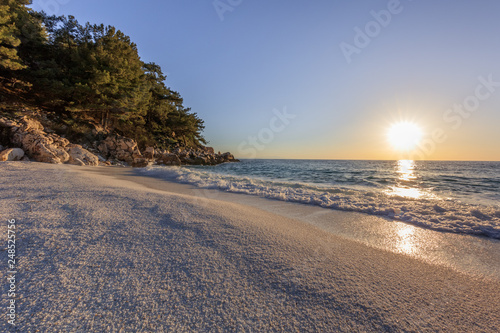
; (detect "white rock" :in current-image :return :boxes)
[66,145,99,166]
[0,148,25,161]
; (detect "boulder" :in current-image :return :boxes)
[143,146,155,159]
[0,148,25,161]
[131,149,143,160]
[31,145,60,163]
[71,158,86,166]
[98,136,117,156]
[131,158,152,168]
[204,146,215,155]
[15,131,70,164]
[157,153,181,166]
[193,156,209,165]
[222,152,235,161]
[97,142,108,156]
[48,134,70,147]
[115,150,133,163]
[66,145,99,166]
[98,135,142,164]
[118,140,129,151]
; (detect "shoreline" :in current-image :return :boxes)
[1,162,499,331]
[127,160,500,240]
[86,164,500,281]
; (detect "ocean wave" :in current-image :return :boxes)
[139,166,500,239]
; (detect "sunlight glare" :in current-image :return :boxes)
[387,122,423,151]
[396,225,416,255]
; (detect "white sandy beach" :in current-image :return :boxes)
[1,162,500,332]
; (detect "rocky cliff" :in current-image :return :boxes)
[0,115,238,167]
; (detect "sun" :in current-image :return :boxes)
[387,122,423,151]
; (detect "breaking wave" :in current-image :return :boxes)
[139,162,500,239]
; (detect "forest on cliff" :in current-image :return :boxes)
[0,0,206,148]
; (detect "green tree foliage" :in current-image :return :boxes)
[142,62,206,147]
[0,0,28,72]
[1,4,206,148]
[0,4,23,71]
[23,13,82,109]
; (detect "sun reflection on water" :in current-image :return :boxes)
[385,160,431,200]
[388,187,425,200]
[396,159,417,181]
[395,225,416,255]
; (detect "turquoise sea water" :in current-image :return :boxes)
[141,160,500,239]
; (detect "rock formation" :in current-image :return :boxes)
[0,116,98,166]
[66,145,99,166]
[0,114,239,167]
[97,135,146,166]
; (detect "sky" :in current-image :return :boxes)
[30,0,500,161]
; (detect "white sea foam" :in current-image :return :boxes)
[140,166,500,239]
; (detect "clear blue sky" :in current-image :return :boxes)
[31,0,500,161]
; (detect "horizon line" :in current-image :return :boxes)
[235,158,500,163]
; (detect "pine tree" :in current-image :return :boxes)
[1,6,208,149]
[0,0,26,72]
[79,24,149,129]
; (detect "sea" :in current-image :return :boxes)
[140,160,500,239]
